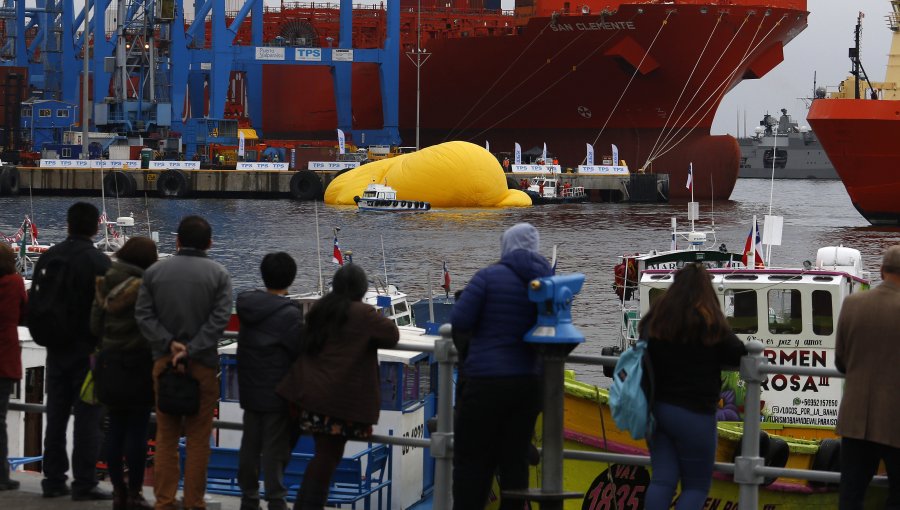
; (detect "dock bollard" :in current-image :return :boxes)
[504,274,587,510]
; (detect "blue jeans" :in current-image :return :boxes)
[645,401,717,510]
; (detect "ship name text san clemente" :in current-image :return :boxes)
[550,21,636,32]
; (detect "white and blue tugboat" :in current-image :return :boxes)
[354,183,431,212]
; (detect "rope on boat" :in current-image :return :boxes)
[584,10,675,164]
[648,14,787,166]
[642,12,729,167]
[465,11,641,144]
[443,21,556,141]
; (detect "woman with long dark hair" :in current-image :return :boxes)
[640,264,747,510]
[90,236,158,510]
[277,264,399,510]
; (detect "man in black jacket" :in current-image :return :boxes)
[30,202,112,500]
[236,252,303,510]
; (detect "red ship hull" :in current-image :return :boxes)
[258,1,808,200]
[808,99,900,225]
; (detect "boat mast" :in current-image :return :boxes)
[406,0,431,150]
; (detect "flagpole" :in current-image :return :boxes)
[314,201,323,294]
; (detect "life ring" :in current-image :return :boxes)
[103,171,136,198]
[157,169,192,198]
[0,166,20,196]
[289,170,323,201]
[808,438,841,488]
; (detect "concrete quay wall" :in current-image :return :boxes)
[0,166,667,202]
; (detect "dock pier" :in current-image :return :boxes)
[0,165,669,202]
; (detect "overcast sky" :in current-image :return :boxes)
[711,0,894,135]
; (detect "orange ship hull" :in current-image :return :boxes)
[252,1,809,200]
[807,98,900,225]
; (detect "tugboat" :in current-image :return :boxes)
[353,183,431,212]
[524,176,588,205]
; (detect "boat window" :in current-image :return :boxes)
[725,289,758,334]
[768,289,802,334]
[649,275,670,281]
[396,315,411,327]
[648,288,666,308]
[394,301,408,313]
[724,275,758,281]
[813,276,834,282]
[812,290,834,335]
[768,275,801,281]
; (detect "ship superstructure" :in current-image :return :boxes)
[738,109,837,179]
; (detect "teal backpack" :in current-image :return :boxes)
[609,338,655,440]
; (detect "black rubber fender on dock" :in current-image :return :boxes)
[732,431,789,487]
[103,171,136,198]
[0,166,20,196]
[289,170,323,201]
[157,169,192,198]
[506,175,519,189]
[808,438,841,488]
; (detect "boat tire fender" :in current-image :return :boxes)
[289,170,323,201]
[506,175,519,190]
[425,203,431,210]
[104,171,137,198]
[0,166,20,196]
[809,438,841,488]
[157,169,191,198]
[762,436,790,486]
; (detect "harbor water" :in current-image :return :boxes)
[3,179,899,386]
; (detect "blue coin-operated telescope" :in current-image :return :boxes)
[524,273,586,344]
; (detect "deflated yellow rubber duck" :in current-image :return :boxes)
[324,141,531,207]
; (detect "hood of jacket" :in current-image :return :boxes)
[236,289,297,326]
[501,223,540,257]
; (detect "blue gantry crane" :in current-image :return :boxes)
[0,0,401,158]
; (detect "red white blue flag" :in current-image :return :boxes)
[332,236,343,266]
[686,163,693,192]
[441,261,451,292]
[742,217,765,268]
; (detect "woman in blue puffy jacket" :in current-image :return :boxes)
[450,222,552,510]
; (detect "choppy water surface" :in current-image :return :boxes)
[3,179,899,385]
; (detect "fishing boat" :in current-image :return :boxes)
[241,0,810,201]
[354,183,431,212]
[557,206,879,507]
[807,4,900,225]
[524,176,588,205]
[738,109,838,179]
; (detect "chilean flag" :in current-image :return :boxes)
[332,236,343,266]
[742,217,765,268]
[441,261,451,293]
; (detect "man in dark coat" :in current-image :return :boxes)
[836,245,900,509]
[30,202,112,500]
[450,222,552,510]
[236,252,303,510]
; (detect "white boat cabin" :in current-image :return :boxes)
[632,246,869,427]
[361,183,397,201]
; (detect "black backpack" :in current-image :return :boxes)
[27,244,92,348]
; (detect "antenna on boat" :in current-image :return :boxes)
[381,234,389,288]
[314,200,324,295]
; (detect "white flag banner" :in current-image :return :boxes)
[586,143,594,166]
[541,143,548,162]
[514,143,522,165]
[485,140,490,152]
[611,144,619,166]
[238,131,246,157]
[337,129,346,155]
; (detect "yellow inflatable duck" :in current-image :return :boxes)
[324,141,532,207]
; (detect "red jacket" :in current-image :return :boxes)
[0,273,26,380]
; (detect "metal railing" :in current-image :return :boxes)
[8,332,888,509]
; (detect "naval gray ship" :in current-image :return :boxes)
[738,109,838,179]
